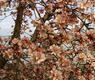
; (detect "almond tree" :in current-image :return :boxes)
[0,0,95,80]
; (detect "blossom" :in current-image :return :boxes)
[58,58,69,67]
[12,38,19,44]
[78,53,87,62]
[40,30,47,39]
[86,53,95,62]
[0,44,4,50]
[0,70,6,79]
[27,48,32,56]
[91,62,95,69]
[54,15,65,24]
[78,76,86,80]
[50,44,61,55]
[0,1,3,6]
[46,3,53,12]
[56,0,63,2]
[34,18,41,24]
[50,66,63,80]
[86,29,95,41]
[30,51,46,64]
[89,74,95,80]
[6,48,14,59]
[55,9,63,14]
[36,52,46,64]
[21,37,30,47]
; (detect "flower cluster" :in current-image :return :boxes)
[0,0,95,80]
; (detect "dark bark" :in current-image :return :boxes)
[0,54,7,69]
[0,2,25,69]
[11,2,25,39]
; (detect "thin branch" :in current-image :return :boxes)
[30,0,44,23]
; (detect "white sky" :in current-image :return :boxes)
[0,16,14,36]
[0,9,35,38]
[0,2,42,38]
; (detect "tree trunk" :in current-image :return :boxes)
[0,54,7,69]
[0,2,25,69]
[12,2,25,39]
